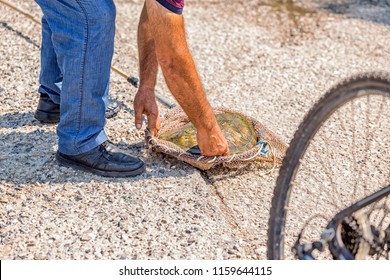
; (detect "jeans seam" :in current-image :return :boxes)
[73,0,89,155]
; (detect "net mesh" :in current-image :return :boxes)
[145,107,288,170]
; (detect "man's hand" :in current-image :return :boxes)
[133,88,161,136]
[197,126,230,157]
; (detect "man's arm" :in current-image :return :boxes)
[135,0,229,156]
[134,3,161,136]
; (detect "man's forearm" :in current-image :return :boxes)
[138,3,158,91]
[145,0,218,132]
[140,0,229,156]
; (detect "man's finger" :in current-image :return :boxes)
[134,107,144,130]
[156,114,161,132]
[147,113,158,136]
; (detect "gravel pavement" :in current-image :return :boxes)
[1,0,390,260]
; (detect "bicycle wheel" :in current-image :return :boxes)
[267,72,390,259]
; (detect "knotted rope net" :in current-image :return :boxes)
[145,106,288,171]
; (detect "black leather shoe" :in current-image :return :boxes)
[34,93,60,123]
[56,141,145,177]
[34,93,121,123]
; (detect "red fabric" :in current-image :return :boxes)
[165,0,184,9]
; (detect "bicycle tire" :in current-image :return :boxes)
[267,72,390,260]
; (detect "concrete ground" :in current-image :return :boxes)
[0,0,389,259]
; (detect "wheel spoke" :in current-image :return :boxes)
[268,73,390,260]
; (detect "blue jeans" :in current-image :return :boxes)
[35,0,116,155]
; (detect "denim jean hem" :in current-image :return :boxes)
[38,85,61,104]
[58,130,108,156]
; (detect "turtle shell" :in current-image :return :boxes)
[158,112,258,154]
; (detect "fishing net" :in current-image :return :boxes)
[145,106,288,171]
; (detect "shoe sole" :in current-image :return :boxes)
[55,152,146,178]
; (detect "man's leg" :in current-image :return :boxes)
[35,0,115,155]
[33,15,62,123]
[37,16,62,104]
[34,14,120,124]
[35,0,144,177]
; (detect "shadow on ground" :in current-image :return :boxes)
[0,112,196,186]
[321,0,390,25]
[0,21,40,48]
[257,0,390,26]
